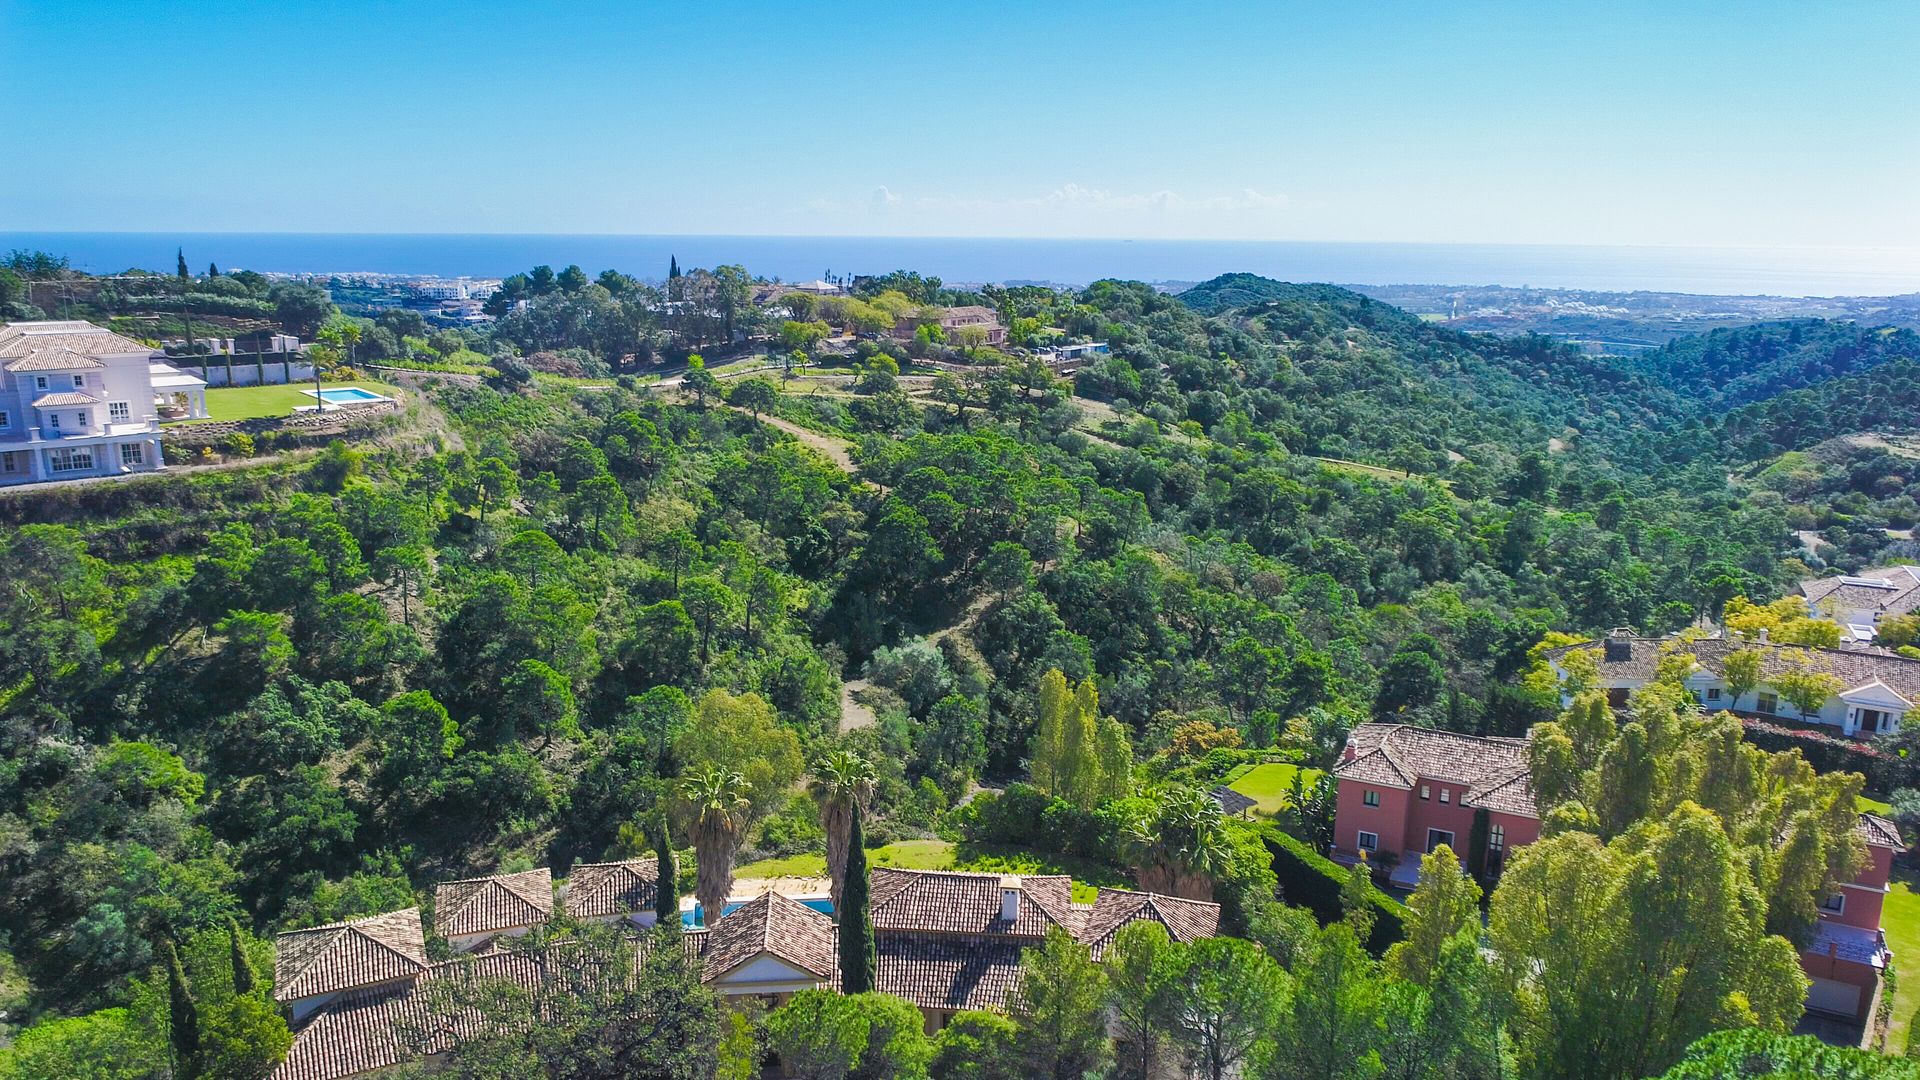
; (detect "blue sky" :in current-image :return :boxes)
[4,0,1917,247]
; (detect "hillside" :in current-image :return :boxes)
[1627,320,1920,409]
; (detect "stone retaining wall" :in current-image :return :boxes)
[161,400,400,441]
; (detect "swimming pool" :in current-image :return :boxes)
[683,896,832,926]
[305,387,391,405]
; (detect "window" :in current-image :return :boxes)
[49,413,59,429]
[75,412,87,427]
[1489,823,1505,850]
[1363,790,1380,808]
[1757,692,1778,714]
[1820,893,1846,914]
[1419,785,1430,800]
[1439,788,1451,804]
[120,442,144,466]
[109,401,131,423]
[1357,831,1378,852]
[71,374,84,388]
[1706,687,1722,701]
[47,447,93,473]
[1,451,18,473]
[33,375,48,390]
[0,410,9,428]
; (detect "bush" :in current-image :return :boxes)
[1255,823,1404,955]
[221,431,255,458]
[946,783,1121,860]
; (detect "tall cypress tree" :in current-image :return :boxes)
[164,939,201,1076]
[227,916,257,996]
[206,262,220,278]
[653,814,681,933]
[837,805,876,993]
[176,248,190,280]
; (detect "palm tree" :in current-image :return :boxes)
[1123,786,1229,901]
[808,750,877,911]
[679,766,751,926]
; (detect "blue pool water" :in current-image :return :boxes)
[314,387,387,404]
[683,896,832,926]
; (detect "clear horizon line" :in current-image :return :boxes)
[4,228,1918,256]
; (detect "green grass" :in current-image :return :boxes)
[1228,762,1326,817]
[178,380,404,423]
[1883,868,1920,1050]
[733,839,1123,902]
[1861,794,1893,816]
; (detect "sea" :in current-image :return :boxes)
[4,232,1919,298]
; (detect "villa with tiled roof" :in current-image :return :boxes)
[270,865,1218,1078]
[1544,629,1917,738]
[0,319,205,484]
[1331,723,1540,886]
[432,868,553,952]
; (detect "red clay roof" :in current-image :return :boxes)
[434,868,553,938]
[274,909,429,1003]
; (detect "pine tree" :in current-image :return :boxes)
[227,916,257,996]
[164,939,201,1076]
[177,248,190,280]
[837,804,876,993]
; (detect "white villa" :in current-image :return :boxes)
[0,320,207,486]
[1546,629,1920,738]
[1802,568,1920,643]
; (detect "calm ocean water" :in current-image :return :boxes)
[5,232,1918,297]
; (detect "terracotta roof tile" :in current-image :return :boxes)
[560,858,659,919]
[434,868,553,938]
[0,321,155,358]
[701,890,836,981]
[5,347,105,372]
[870,868,1082,938]
[1860,813,1905,851]
[874,932,1028,1013]
[274,909,429,1003]
[30,391,99,407]
[1076,888,1221,959]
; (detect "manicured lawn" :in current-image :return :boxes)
[1861,794,1893,816]
[181,380,404,423]
[1882,868,1920,1050]
[734,838,1122,902]
[1228,762,1326,817]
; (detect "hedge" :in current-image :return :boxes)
[1740,717,1904,791]
[1255,823,1405,955]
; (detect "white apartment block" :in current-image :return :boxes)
[0,321,205,486]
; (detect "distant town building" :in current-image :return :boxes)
[0,320,205,485]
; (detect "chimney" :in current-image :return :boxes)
[1603,627,1633,662]
[1758,628,1770,644]
[999,875,1021,923]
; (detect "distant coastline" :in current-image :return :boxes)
[3,232,1918,298]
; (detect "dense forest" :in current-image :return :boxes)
[4,253,1920,1078]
